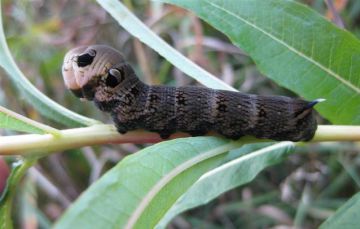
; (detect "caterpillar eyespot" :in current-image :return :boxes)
[77,49,96,67]
[62,44,322,142]
[106,68,124,88]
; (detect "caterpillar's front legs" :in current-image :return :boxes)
[158,131,173,139]
[113,122,129,135]
[111,113,132,134]
[188,130,208,137]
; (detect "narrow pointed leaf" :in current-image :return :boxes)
[95,0,235,91]
[156,141,294,228]
[55,137,242,229]
[161,0,360,125]
[0,159,37,229]
[320,192,360,229]
[0,105,60,135]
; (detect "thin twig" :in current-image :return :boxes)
[0,125,359,156]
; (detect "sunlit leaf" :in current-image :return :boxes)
[0,196,13,229]
[320,192,360,229]
[55,137,242,229]
[0,105,60,135]
[156,141,294,228]
[0,159,37,229]
[161,0,360,125]
[95,0,235,91]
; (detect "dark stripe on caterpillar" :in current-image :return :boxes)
[62,45,322,141]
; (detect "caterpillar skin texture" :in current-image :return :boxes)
[62,45,319,141]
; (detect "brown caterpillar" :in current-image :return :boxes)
[62,45,321,141]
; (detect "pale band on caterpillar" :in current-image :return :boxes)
[62,45,323,142]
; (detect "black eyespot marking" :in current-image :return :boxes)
[106,68,124,88]
[106,74,119,88]
[77,50,96,67]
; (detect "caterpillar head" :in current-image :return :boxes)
[62,45,136,102]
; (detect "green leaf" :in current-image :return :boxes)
[156,141,294,228]
[95,0,235,91]
[319,192,360,229]
[0,158,37,229]
[0,1,99,127]
[0,105,60,135]
[161,0,360,125]
[55,137,242,229]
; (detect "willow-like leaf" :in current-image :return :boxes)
[0,159,37,229]
[95,0,235,91]
[0,105,60,135]
[161,0,360,125]
[156,142,294,228]
[319,191,360,229]
[55,137,242,229]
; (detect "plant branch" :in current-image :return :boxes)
[0,125,359,156]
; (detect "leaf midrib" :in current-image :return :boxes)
[124,141,240,229]
[206,0,360,94]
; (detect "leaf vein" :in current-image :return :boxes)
[206,0,360,94]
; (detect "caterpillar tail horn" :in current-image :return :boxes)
[305,98,326,110]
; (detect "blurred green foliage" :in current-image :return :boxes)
[1,0,360,228]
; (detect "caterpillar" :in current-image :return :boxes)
[62,45,321,141]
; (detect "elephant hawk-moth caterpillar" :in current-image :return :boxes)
[62,45,321,141]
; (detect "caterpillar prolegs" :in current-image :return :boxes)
[62,45,321,141]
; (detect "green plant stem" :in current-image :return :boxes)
[0,125,358,156]
[311,125,360,141]
[0,158,37,228]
